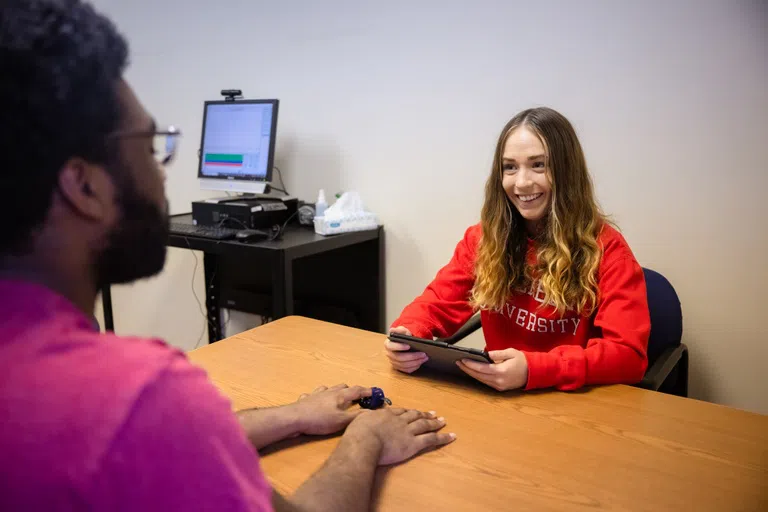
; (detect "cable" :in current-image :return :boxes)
[184,236,219,348]
[223,308,231,338]
[273,166,289,196]
[261,210,299,243]
[218,211,298,242]
[217,216,250,230]
[188,243,208,348]
[270,209,300,241]
[218,216,281,242]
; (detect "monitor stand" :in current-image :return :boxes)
[229,184,273,200]
[240,183,271,196]
[198,178,271,197]
[203,185,278,205]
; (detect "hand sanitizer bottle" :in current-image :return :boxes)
[315,189,328,218]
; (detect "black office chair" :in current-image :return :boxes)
[636,268,688,396]
[444,267,689,396]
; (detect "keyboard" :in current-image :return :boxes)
[169,222,239,240]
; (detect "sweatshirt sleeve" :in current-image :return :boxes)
[523,253,650,391]
[391,225,479,339]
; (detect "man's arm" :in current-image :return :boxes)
[237,384,372,450]
[273,408,455,512]
[93,354,452,512]
[236,406,303,450]
[272,433,381,512]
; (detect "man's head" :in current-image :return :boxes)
[0,0,170,287]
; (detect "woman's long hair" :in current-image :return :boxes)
[470,107,605,316]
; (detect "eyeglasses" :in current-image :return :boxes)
[109,125,182,165]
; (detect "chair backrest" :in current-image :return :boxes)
[642,268,683,367]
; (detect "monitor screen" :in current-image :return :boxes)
[197,100,278,183]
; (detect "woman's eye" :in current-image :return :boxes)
[532,161,545,169]
[502,164,517,172]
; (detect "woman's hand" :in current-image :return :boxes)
[384,326,428,374]
[456,348,529,391]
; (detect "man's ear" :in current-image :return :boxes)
[57,157,117,222]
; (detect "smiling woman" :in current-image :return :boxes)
[475,108,604,317]
[385,107,651,393]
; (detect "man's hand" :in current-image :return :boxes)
[385,326,428,374]
[291,384,373,436]
[345,408,456,465]
[278,407,457,512]
[456,348,529,391]
[236,384,372,450]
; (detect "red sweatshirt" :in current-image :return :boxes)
[392,224,650,391]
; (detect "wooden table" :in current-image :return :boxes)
[188,317,768,511]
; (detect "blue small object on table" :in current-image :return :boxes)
[358,387,392,409]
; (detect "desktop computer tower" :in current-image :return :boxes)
[192,197,298,229]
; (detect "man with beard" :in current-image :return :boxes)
[0,1,455,510]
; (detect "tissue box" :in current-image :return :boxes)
[314,213,379,235]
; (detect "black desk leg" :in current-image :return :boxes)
[272,253,294,319]
[376,229,386,332]
[101,285,114,332]
[204,253,224,342]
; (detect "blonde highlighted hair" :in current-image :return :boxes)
[470,107,605,316]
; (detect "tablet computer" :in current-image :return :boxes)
[388,332,493,374]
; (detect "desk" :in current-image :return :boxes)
[101,213,384,342]
[188,317,768,511]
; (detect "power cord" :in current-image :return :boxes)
[273,165,289,196]
[269,209,300,241]
[217,216,250,230]
[183,235,219,349]
[219,210,300,242]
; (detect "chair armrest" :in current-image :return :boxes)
[637,345,685,391]
[441,314,482,345]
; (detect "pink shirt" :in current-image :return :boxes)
[0,280,274,511]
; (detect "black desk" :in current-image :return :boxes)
[101,213,385,342]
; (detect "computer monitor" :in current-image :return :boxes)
[197,99,279,194]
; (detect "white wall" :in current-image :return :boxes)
[91,0,768,414]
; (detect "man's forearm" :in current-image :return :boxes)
[236,405,304,450]
[275,433,381,512]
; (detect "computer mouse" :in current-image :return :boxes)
[235,229,268,241]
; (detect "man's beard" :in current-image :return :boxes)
[95,178,169,287]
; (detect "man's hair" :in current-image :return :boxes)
[0,0,128,253]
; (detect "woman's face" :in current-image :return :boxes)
[501,126,552,233]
